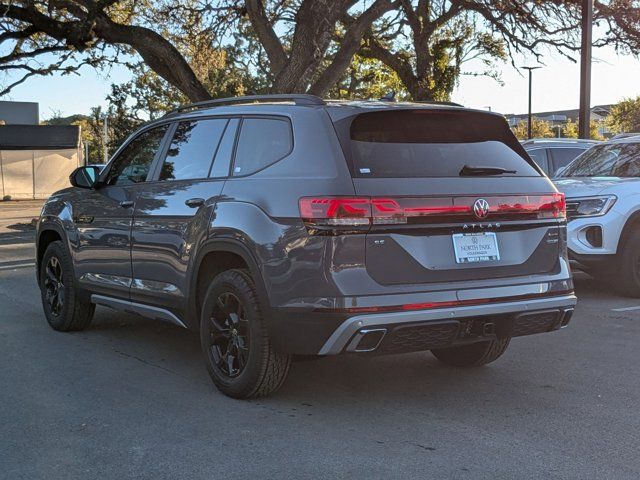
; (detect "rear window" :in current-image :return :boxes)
[346,110,540,178]
[549,147,587,172]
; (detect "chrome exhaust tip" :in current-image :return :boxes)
[346,328,387,353]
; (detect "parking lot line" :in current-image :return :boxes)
[0,262,34,271]
[611,305,640,312]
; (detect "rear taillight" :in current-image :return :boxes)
[299,193,566,232]
[532,193,566,219]
[298,197,371,228]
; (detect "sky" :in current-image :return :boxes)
[1,44,638,120]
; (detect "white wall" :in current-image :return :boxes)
[0,147,81,200]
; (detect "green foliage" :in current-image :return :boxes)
[562,119,605,141]
[512,118,555,140]
[607,97,640,134]
[512,118,605,141]
[427,18,507,101]
[328,56,409,100]
[562,119,579,138]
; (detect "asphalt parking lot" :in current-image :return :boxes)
[1,202,639,479]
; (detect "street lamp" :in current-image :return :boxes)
[579,0,593,139]
[521,66,541,140]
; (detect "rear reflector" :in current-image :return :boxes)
[299,194,565,231]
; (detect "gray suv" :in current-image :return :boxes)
[36,95,576,398]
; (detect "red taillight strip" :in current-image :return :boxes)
[299,194,566,230]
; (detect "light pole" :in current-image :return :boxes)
[522,66,541,140]
[103,115,109,163]
[579,0,593,139]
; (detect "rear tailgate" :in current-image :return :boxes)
[333,108,565,286]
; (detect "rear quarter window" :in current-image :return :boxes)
[343,110,540,178]
[232,117,293,176]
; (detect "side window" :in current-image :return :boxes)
[210,118,239,178]
[104,125,168,186]
[232,118,292,176]
[527,148,549,174]
[550,148,585,173]
[159,119,227,181]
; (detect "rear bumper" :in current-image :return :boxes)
[268,292,577,355]
[318,294,576,355]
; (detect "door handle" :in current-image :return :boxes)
[119,200,134,208]
[185,198,205,208]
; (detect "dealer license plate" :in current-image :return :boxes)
[452,232,500,264]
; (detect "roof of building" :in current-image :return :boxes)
[505,105,613,124]
[0,124,80,150]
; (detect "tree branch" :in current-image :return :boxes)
[309,0,397,96]
[245,0,288,73]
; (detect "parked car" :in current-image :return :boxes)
[522,138,599,177]
[36,95,576,398]
[555,136,640,295]
[610,133,640,140]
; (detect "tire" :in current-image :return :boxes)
[615,230,640,297]
[431,338,510,367]
[200,269,291,399]
[39,240,95,331]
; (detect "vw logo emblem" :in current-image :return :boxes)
[473,198,490,219]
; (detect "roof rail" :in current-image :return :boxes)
[165,94,326,116]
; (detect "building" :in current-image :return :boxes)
[0,124,83,200]
[0,101,39,125]
[505,105,613,137]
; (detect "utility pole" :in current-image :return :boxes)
[522,66,541,140]
[579,0,593,139]
[103,115,109,163]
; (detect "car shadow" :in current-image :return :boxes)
[85,304,573,414]
[572,269,627,301]
[68,267,618,420]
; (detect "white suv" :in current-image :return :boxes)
[555,137,640,295]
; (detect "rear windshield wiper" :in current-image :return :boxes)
[459,165,517,176]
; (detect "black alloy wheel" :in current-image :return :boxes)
[43,256,65,317]
[199,269,291,399]
[205,292,250,378]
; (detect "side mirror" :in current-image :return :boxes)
[70,165,101,189]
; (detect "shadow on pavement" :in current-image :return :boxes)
[81,302,573,408]
[5,221,36,232]
[0,229,35,245]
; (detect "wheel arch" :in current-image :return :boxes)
[187,239,270,331]
[617,209,640,254]
[36,222,66,280]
